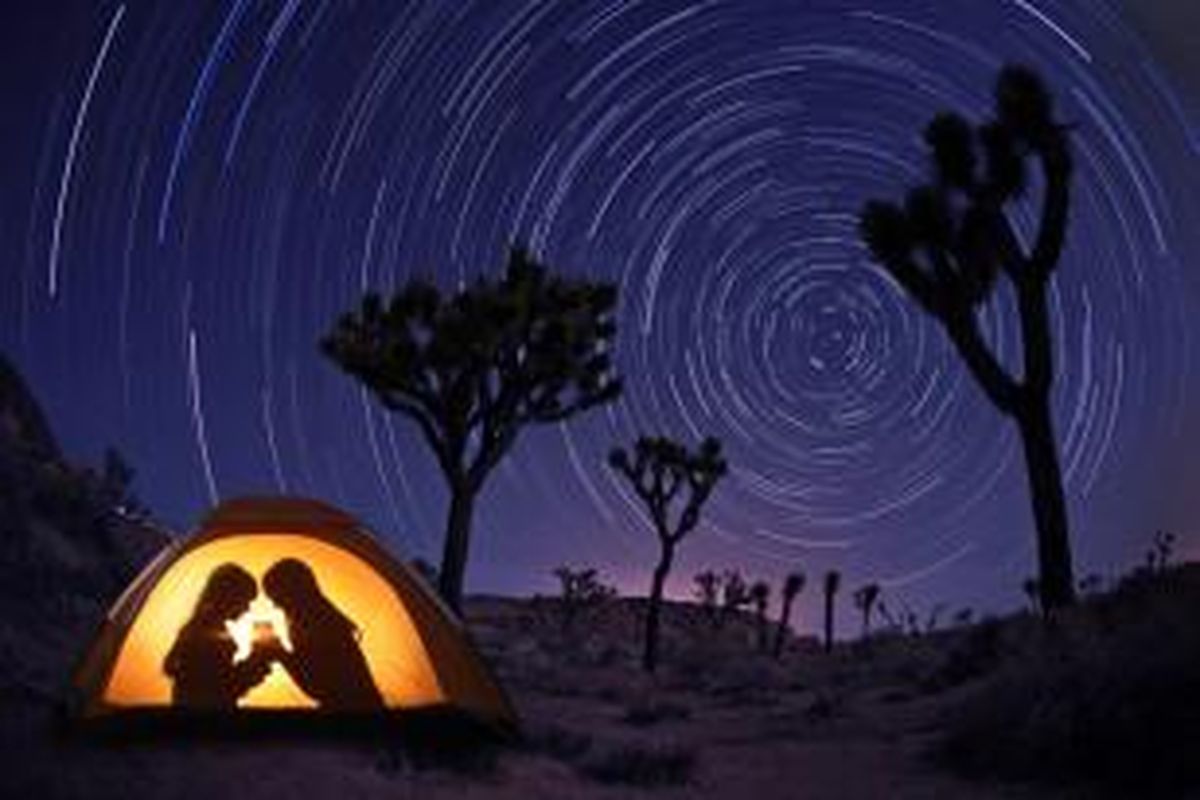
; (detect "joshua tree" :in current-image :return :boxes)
[822,570,841,653]
[773,571,806,658]
[609,435,727,672]
[693,570,722,627]
[876,599,900,632]
[322,246,621,612]
[925,603,948,634]
[1146,530,1176,572]
[552,566,617,632]
[1021,577,1041,615]
[750,580,770,652]
[852,583,881,638]
[859,66,1076,612]
[720,569,751,628]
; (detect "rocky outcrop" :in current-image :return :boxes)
[0,353,60,460]
[0,351,170,607]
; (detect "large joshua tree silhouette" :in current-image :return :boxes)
[322,246,622,613]
[609,435,727,672]
[859,66,1076,611]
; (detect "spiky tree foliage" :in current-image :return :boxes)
[720,569,751,628]
[822,570,841,653]
[750,580,770,652]
[693,570,722,627]
[322,246,622,612]
[853,583,881,638]
[859,66,1076,612]
[609,435,727,672]
[773,571,806,658]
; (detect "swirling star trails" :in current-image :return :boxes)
[48,4,124,297]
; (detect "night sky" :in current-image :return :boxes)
[3,1,1199,623]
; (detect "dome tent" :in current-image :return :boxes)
[73,496,515,734]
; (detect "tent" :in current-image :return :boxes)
[74,496,515,733]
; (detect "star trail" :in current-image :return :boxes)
[3,0,1199,620]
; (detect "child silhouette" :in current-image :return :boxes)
[261,558,383,711]
[163,563,274,709]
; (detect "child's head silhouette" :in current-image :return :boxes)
[194,563,257,622]
[262,558,320,612]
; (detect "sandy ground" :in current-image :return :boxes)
[0,594,1057,799]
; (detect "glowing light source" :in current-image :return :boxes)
[104,533,444,710]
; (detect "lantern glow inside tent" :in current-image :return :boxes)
[75,497,515,729]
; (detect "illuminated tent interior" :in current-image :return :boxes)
[74,496,515,729]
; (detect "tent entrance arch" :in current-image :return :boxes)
[74,497,515,731]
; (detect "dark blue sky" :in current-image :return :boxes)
[2,1,1198,624]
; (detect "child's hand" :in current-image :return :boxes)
[251,634,286,660]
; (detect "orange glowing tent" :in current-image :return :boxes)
[74,496,515,732]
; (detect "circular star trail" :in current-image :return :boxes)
[3,0,1199,617]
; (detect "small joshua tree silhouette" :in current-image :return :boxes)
[823,571,841,653]
[1146,530,1176,573]
[860,66,1077,613]
[853,583,881,638]
[720,569,751,628]
[1021,577,1041,616]
[609,435,727,672]
[750,580,770,652]
[693,570,722,627]
[774,571,806,659]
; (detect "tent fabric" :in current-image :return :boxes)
[74,496,515,730]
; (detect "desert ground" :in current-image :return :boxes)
[0,585,1116,800]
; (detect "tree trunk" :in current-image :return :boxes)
[823,593,835,653]
[437,481,476,614]
[1016,393,1075,612]
[773,600,793,659]
[643,548,672,673]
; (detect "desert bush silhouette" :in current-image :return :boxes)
[551,565,617,633]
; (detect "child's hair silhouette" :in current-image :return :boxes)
[163,563,272,709]
[262,558,383,711]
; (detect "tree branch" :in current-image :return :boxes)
[1030,135,1071,278]
[943,312,1021,415]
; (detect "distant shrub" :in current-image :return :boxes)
[580,742,696,786]
[920,616,1004,693]
[551,566,617,632]
[622,698,691,727]
[526,722,594,762]
[805,688,846,722]
[939,565,1200,796]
